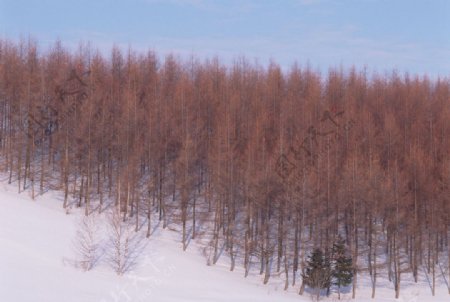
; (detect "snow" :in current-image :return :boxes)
[0,180,448,302]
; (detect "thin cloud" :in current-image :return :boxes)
[142,0,221,11]
[296,0,323,5]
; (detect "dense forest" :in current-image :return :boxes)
[0,39,449,298]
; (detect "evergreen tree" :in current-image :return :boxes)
[302,248,331,300]
[331,235,353,299]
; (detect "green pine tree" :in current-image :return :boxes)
[331,235,353,299]
[302,248,331,300]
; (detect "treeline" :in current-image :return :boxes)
[0,39,449,298]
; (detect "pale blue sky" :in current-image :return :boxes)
[1,0,449,77]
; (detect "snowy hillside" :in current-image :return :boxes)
[0,180,299,302]
[0,180,448,302]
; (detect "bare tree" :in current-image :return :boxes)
[0,38,449,296]
[107,208,144,275]
[72,212,101,271]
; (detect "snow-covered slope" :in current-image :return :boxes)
[0,181,301,302]
[0,180,448,302]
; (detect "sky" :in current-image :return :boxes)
[0,0,449,77]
